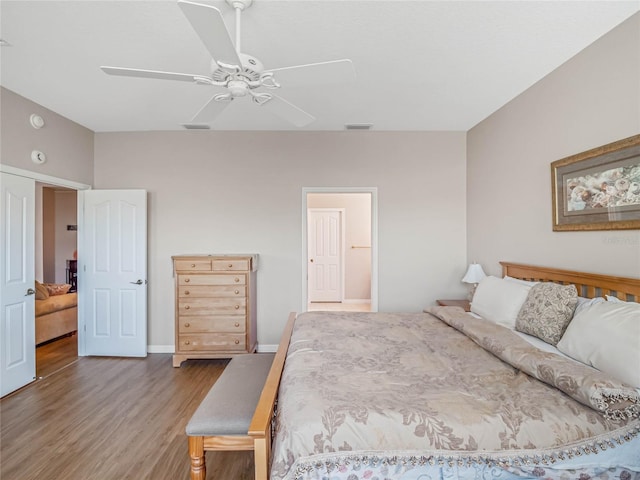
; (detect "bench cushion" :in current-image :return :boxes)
[186,353,275,436]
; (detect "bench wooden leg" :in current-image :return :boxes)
[189,436,206,480]
[253,430,271,480]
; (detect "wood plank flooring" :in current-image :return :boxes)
[0,355,253,480]
[36,334,78,378]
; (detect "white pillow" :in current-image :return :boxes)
[574,296,606,317]
[557,301,640,388]
[503,275,539,287]
[471,276,532,329]
[605,295,638,305]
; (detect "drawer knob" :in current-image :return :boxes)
[234,305,240,310]
[234,340,240,345]
[185,305,190,310]
[234,277,240,283]
[185,290,190,295]
[185,278,190,283]
[234,322,240,327]
[185,340,190,345]
[234,290,239,295]
[191,263,196,267]
[228,263,233,268]
[184,323,190,328]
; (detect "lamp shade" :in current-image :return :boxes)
[462,263,486,284]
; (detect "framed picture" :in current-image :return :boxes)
[551,134,640,231]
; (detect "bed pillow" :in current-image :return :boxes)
[470,276,531,329]
[515,283,577,346]
[574,296,605,317]
[557,301,640,388]
[44,283,72,296]
[605,295,639,305]
[503,275,539,287]
[35,280,49,300]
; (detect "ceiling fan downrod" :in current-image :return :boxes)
[226,0,252,55]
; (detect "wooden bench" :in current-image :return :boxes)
[186,353,275,480]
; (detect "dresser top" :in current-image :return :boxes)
[172,254,259,271]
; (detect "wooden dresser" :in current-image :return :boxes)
[172,254,258,367]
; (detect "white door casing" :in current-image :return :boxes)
[308,209,343,302]
[0,173,36,396]
[302,187,378,313]
[79,190,147,357]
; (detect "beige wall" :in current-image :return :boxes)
[54,190,78,284]
[0,87,94,185]
[307,193,372,300]
[467,13,640,278]
[41,187,56,283]
[94,131,467,348]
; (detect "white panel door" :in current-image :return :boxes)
[308,209,342,302]
[80,190,147,357]
[0,173,36,396]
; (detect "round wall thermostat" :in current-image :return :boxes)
[30,114,45,129]
[31,150,46,164]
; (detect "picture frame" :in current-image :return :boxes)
[551,134,640,231]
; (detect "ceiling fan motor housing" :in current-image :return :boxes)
[211,53,263,84]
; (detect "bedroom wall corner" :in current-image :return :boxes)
[466,12,640,278]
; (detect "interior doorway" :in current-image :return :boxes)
[302,187,378,313]
[35,184,79,378]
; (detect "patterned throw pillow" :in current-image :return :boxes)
[35,280,49,300]
[44,283,72,296]
[515,283,578,346]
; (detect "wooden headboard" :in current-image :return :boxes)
[501,262,640,303]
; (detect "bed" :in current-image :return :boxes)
[35,282,78,345]
[246,263,640,480]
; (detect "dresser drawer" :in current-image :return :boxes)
[178,285,246,298]
[174,259,212,272]
[212,259,250,271]
[179,333,246,351]
[178,316,246,333]
[178,274,246,286]
[179,297,246,315]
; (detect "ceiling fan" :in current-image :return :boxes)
[101,0,355,127]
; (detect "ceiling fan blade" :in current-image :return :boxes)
[101,66,210,84]
[177,0,241,69]
[260,95,315,127]
[264,59,355,86]
[191,95,232,123]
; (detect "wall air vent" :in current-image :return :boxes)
[345,124,373,130]
[181,124,211,130]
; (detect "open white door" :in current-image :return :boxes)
[308,209,342,302]
[79,190,147,357]
[0,173,36,396]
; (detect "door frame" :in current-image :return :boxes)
[0,165,91,355]
[307,208,346,303]
[301,187,378,312]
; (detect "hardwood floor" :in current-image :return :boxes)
[0,355,253,480]
[36,334,78,378]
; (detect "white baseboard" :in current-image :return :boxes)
[147,345,174,354]
[342,299,371,304]
[257,344,278,353]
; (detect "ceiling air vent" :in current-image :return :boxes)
[345,124,372,130]
[181,124,211,130]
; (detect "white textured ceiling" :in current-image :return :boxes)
[1,1,638,132]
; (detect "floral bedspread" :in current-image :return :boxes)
[270,310,639,480]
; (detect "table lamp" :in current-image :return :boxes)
[462,263,486,301]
